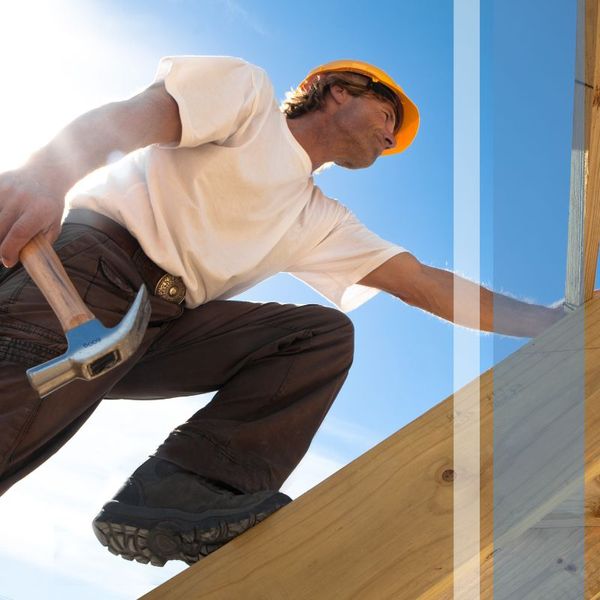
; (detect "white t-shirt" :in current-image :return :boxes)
[69,56,406,311]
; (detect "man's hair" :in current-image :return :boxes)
[281,71,404,133]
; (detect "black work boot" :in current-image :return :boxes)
[92,457,292,566]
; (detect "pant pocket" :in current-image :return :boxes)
[0,320,65,369]
[82,256,139,320]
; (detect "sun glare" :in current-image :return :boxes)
[0,0,75,168]
[0,0,139,172]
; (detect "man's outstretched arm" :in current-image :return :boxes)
[0,82,182,268]
[359,252,564,338]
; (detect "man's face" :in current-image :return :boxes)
[329,89,398,169]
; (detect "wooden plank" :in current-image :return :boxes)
[587,248,600,600]
[485,527,585,599]
[583,0,600,301]
[140,297,600,600]
[587,476,600,598]
[566,0,600,307]
[566,0,588,308]
[483,491,600,599]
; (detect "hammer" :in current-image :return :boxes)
[19,233,151,397]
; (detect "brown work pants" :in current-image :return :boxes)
[0,223,354,496]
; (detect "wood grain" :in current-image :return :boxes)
[140,297,600,600]
[583,0,600,301]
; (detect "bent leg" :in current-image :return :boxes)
[94,300,353,565]
[110,301,355,492]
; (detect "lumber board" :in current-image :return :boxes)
[479,488,600,600]
[583,0,600,301]
[141,297,600,600]
[586,283,600,597]
[484,526,585,599]
[566,0,587,308]
[566,0,600,306]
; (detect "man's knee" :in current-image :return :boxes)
[302,303,353,332]
[324,306,354,338]
[298,304,354,355]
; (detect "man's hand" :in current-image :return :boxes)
[0,167,67,268]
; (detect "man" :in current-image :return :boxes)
[0,57,563,567]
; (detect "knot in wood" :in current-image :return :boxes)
[441,469,455,483]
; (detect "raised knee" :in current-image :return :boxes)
[328,307,354,338]
[302,304,354,348]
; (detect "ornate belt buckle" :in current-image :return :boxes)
[154,273,186,304]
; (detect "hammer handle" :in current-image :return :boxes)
[20,233,95,332]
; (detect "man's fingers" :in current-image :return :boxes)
[0,216,43,268]
[0,169,66,267]
[45,226,60,244]
[0,206,20,257]
[43,222,62,247]
[1,216,62,267]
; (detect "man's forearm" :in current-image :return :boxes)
[25,85,181,195]
[360,254,563,338]
[420,267,563,338]
[482,286,562,337]
[25,103,140,196]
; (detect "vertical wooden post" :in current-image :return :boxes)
[583,0,600,302]
[565,0,600,308]
[585,2,600,598]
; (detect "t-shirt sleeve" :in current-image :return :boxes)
[286,207,408,313]
[154,55,272,148]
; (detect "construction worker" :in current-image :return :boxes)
[0,57,563,566]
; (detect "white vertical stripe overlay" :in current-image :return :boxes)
[453,1,481,598]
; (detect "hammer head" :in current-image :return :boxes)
[26,286,151,397]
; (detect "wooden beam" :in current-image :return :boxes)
[565,0,600,307]
[584,0,600,301]
[567,0,588,308]
[140,297,600,600]
[587,1,600,572]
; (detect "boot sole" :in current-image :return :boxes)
[92,493,291,566]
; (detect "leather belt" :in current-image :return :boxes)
[64,209,186,304]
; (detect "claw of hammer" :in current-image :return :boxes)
[19,232,151,397]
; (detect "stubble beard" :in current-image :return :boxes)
[335,143,379,169]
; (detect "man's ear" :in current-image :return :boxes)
[329,84,349,106]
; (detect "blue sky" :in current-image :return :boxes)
[0,0,577,598]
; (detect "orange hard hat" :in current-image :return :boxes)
[300,59,420,156]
